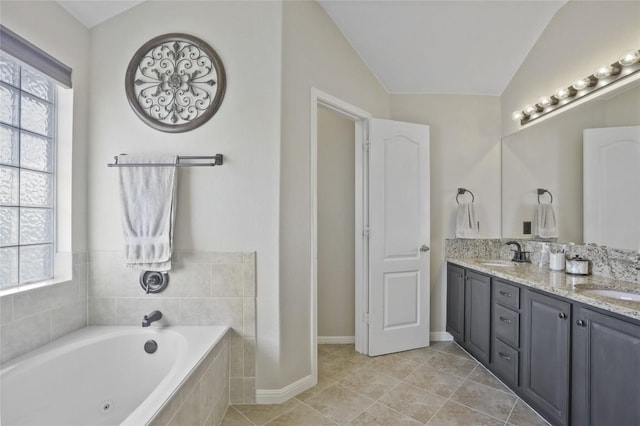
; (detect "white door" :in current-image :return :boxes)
[584,126,640,251]
[368,118,430,356]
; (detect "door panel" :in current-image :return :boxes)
[464,271,491,364]
[584,126,640,250]
[369,118,430,356]
[446,264,465,342]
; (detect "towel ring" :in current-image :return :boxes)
[456,188,475,204]
[537,188,553,204]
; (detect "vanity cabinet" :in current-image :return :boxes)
[571,306,640,425]
[491,280,521,387]
[446,263,465,342]
[522,290,571,426]
[464,270,491,364]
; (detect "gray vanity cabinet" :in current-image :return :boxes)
[522,290,571,426]
[571,306,640,426]
[464,270,491,364]
[446,263,465,342]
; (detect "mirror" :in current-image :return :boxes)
[501,81,640,249]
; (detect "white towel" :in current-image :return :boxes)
[118,154,178,271]
[455,202,479,238]
[533,203,558,239]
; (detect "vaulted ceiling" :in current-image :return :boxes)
[57,0,566,96]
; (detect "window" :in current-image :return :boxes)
[0,53,56,287]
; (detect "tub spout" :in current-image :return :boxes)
[142,310,163,327]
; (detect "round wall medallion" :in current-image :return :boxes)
[125,33,226,133]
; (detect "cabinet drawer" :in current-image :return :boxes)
[494,304,520,348]
[493,339,519,386]
[493,280,520,310]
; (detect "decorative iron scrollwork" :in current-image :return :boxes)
[125,33,226,133]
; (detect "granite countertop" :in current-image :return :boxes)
[446,257,640,322]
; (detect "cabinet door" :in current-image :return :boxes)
[522,290,570,426]
[572,306,640,425]
[464,270,491,364]
[446,263,465,342]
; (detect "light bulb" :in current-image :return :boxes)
[555,87,571,99]
[594,65,619,79]
[619,50,640,66]
[572,78,590,90]
[524,105,537,115]
[512,110,525,121]
[538,96,552,108]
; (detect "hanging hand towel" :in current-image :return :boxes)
[455,202,479,238]
[533,203,558,239]
[118,154,178,271]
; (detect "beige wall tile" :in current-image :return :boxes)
[211,264,243,297]
[88,297,115,325]
[0,295,13,325]
[230,378,244,404]
[51,300,86,340]
[242,298,255,338]
[244,338,255,377]
[115,298,179,326]
[178,298,242,331]
[1,312,50,364]
[242,252,256,298]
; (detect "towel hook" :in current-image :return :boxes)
[456,188,475,204]
[537,188,553,204]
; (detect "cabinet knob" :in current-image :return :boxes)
[420,244,430,252]
[558,312,567,319]
[577,320,586,327]
[499,291,512,297]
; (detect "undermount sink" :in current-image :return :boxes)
[584,289,640,302]
[481,260,514,267]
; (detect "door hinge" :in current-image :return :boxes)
[363,227,371,238]
[363,141,370,152]
[363,313,370,324]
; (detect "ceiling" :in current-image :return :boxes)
[56,0,566,96]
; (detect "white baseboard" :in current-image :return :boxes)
[256,374,315,404]
[317,336,355,344]
[430,331,453,342]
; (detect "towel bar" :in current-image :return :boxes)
[107,154,223,167]
[456,188,475,204]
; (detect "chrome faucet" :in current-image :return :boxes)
[505,241,531,263]
[142,310,163,327]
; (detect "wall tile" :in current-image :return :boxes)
[51,300,86,340]
[230,378,244,404]
[115,298,180,326]
[230,336,244,377]
[211,263,243,297]
[1,311,50,364]
[13,281,79,321]
[0,295,13,325]
[210,252,243,264]
[243,378,256,404]
[242,252,256,297]
[162,263,210,298]
[243,298,255,338]
[244,338,256,377]
[178,298,243,331]
[88,297,116,325]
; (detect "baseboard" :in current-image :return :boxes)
[317,336,355,344]
[430,331,453,342]
[255,374,315,404]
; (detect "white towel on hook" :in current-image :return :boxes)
[118,154,178,271]
[455,202,479,238]
[533,203,558,239]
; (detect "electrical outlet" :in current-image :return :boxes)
[523,221,532,234]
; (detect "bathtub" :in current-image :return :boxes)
[1,325,230,426]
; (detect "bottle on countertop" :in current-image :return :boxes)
[539,243,550,268]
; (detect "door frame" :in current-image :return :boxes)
[310,88,372,384]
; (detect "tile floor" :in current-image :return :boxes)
[221,342,549,426]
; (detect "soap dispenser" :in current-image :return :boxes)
[539,243,550,268]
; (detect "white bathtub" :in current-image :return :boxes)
[0,325,229,426]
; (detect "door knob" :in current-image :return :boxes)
[420,245,430,252]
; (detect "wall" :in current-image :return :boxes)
[501,0,640,136]
[279,0,390,389]
[317,107,356,339]
[0,0,90,363]
[86,1,282,389]
[389,94,502,336]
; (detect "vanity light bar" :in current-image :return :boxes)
[512,49,640,125]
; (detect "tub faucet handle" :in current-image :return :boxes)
[142,310,163,327]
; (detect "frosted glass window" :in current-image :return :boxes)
[0,52,55,287]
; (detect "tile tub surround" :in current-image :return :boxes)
[446,238,640,284]
[220,342,549,426]
[0,252,88,364]
[88,250,257,404]
[150,330,231,426]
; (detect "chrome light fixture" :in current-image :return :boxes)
[512,48,640,125]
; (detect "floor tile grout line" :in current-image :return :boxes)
[259,399,303,426]
[228,405,258,426]
[298,399,340,425]
[504,398,519,425]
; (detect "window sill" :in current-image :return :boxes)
[0,274,73,298]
